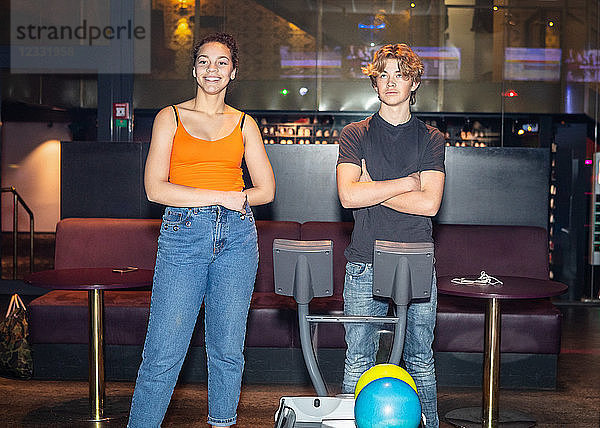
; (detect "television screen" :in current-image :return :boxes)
[279,46,342,78]
[504,47,561,82]
[412,46,461,80]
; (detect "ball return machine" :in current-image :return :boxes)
[273,239,435,428]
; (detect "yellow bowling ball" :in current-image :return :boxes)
[354,364,417,399]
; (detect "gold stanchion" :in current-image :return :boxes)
[88,289,106,421]
[482,297,501,427]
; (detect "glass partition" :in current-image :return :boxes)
[3,1,600,133]
[128,2,594,121]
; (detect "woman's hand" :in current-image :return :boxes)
[220,191,247,213]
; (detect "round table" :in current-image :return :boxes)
[25,267,154,422]
[437,275,567,428]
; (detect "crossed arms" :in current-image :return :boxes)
[336,159,445,217]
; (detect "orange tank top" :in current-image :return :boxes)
[168,105,245,192]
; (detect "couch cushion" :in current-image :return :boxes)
[33,219,560,359]
[309,317,347,349]
[30,291,297,348]
[30,290,152,345]
[433,224,549,280]
[55,218,161,270]
[251,292,296,310]
[435,295,562,354]
[35,220,303,349]
[302,299,346,348]
[246,307,296,347]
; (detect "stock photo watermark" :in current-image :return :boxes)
[11,0,151,74]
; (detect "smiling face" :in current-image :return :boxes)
[374,58,420,107]
[193,41,236,94]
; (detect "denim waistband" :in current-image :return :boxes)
[162,203,253,227]
[165,203,251,216]
[168,205,236,214]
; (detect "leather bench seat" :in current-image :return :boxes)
[30,290,152,346]
[28,218,563,388]
[435,295,561,354]
[29,290,300,348]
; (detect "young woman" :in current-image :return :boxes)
[128,33,275,428]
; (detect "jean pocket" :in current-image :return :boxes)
[162,208,187,227]
[345,261,369,277]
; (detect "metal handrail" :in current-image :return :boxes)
[1,187,34,279]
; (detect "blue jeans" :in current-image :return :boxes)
[342,262,439,428]
[128,205,258,427]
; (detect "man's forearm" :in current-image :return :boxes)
[380,171,445,216]
[382,190,440,216]
[338,176,418,208]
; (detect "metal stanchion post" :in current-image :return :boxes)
[88,289,106,421]
[482,297,501,427]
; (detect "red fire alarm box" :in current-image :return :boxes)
[113,103,130,120]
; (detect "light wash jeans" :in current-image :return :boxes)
[128,204,258,427]
[342,261,439,428]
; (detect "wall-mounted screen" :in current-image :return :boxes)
[279,46,342,78]
[413,46,461,80]
[504,47,561,82]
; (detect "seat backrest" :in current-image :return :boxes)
[255,220,301,293]
[54,218,161,270]
[433,224,549,280]
[300,221,354,296]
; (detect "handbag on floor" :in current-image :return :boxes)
[0,294,33,379]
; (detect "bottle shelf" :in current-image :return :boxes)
[259,119,341,145]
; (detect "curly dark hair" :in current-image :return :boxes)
[191,32,239,70]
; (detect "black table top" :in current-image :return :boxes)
[437,275,567,300]
[24,267,154,291]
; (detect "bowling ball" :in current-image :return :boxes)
[354,377,422,428]
[354,364,417,399]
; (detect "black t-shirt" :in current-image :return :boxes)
[337,112,446,263]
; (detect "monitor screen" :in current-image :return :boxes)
[504,47,561,82]
[279,46,342,78]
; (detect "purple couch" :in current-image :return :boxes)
[28,218,562,388]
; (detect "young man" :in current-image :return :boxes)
[336,44,445,427]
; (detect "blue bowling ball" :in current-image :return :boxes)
[354,377,422,428]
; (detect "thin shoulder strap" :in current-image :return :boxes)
[171,105,179,126]
[240,112,246,130]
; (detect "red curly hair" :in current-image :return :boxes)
[362,44,424,104]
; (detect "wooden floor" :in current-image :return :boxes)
[0,304,598,427]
